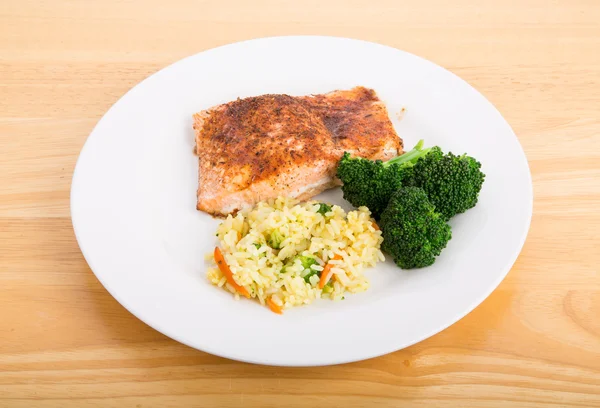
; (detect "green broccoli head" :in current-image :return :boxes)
[403,147,485,220]
[336,153,403,218]
[336,140,431,219]
[380,187,452,269]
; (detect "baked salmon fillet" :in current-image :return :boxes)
[193,86,403,216]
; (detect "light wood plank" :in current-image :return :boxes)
[1,0,599,406]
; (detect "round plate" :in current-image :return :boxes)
[71,36,532,366]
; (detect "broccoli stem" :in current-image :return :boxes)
[382,139,432,168]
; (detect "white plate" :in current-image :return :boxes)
[71,36,532,366]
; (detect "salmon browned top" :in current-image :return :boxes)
[308,87,402,158]
[193,86,403,216]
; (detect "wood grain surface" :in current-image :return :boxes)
[1,0,599,407]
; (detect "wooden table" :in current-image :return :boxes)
[2,1,599,407]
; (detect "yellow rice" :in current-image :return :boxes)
[206,197,384,310]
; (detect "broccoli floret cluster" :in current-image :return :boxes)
[380,187,452,269]
[403,147,485,220]
[337,140,432,219]
[337,140,485,269]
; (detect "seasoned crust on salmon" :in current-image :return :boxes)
[193,86,403,216]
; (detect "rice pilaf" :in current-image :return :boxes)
[206,197,384,313]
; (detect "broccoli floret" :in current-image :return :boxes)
[403,147,485,220]
[316,203,332,215]
[379,187,452,269]
[267,229,284,249]
[336,140,432,219]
